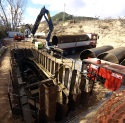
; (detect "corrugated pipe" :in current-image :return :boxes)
[80,45,114,60]
[97,47,125,64]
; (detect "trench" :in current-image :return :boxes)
[9,48,108,123]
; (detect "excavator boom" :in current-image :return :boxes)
[31,6,53,44]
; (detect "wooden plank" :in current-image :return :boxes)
[39,84,45,112]
[45,56,47,70]
[70,69,77,92]
[41,53,43,66]
[38,52,40,63]
[37,51,39,62]
[43,55,45,67]
[47,57,49,72]
[43,80,57,122]
[79,74,86,91]
[28,98,40,109]
[34,49,37,59]
[25,79,52,90]
[40,53,42,64]
[81,62,84,72]
[39,52,41,64]
[55,62,59,80]
[64,68,70,88]
[30,89,39,95]
[51,60,55,74]
[59,64,63,83]
[48,58,51,72]
[39,52,41,63]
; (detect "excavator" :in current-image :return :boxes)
[25,6,99,55]
[25,6,53,46]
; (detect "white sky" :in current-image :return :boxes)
[23,0,125,24]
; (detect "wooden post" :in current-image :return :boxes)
[37,51,39,62]
[39,52,41,64]
[45,56,48,70]
[64,68,70,88]
[33,49,36,60]
[41,53,43,65]
[39,80,57,122]
[55,63,59,81]
[48,58,51,72]
[59,64,63,83]
[44,81,57,122]
[39,83,45,123]
[51,60,55,75]
[37,51,40,63]
[79,74,86,91]
[40,53,42,64]
[47,58,50,72]
[70,69,77,92]
[43,55,45,68]
[44,55,46,69]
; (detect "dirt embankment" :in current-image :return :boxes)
[38,19,125,48]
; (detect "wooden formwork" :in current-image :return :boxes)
[31,48,90,111]
[8,47,93,122]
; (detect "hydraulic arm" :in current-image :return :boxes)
[31,6,53,45]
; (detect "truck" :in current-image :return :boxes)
[14,33,25,41]
[51,33,99,55]
[7,31,25,41]
[7,31,20,38]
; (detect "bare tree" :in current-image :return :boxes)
[0,0,26,31]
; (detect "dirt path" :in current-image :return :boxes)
[0,46,14,123]
[0,41,24,123]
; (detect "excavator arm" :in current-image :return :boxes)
[31,6,53,45]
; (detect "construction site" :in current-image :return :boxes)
[1,6,125,123]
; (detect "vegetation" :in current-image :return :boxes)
[0,0,27,39]
[52,12,98,22]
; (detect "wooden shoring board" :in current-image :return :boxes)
[30,49,84,102]
[48,58,51,72]
[70,69,77,92]
[51,60,55,75]
[43,54,45,68]
[59,63,64,84]
[28,98,40,109]
[55,62,59,81]
[32,49,72,93]
[79,74,86,91]
[30,58,70,102]
[64,67,70,88]
[30,58,52,77]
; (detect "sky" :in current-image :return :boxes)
[23,0,125,24]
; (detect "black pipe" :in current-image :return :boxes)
[52,34,91,46]
[120,59,125,66]
[8,93,14,116]
[97,47,125,64]
[80,45,114,60]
